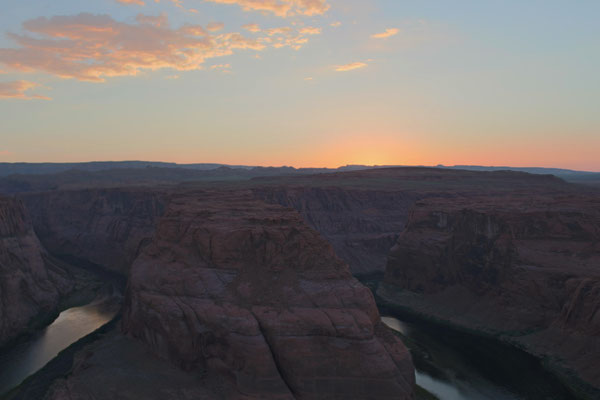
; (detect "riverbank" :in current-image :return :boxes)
[0,255,107,356]
[1,315,121,400]
[376,282,600,400]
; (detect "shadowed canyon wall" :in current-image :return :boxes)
[253,187,417,276]
[380,194,600,394]
[21,189,167,275]
[0,197,72,347]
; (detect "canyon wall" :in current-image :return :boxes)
[380,194,600,393]
[253,187,417,276]
[0,197,72,347]
[22,189,167,275]
[122,189,415,399]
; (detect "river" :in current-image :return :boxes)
[0,291,121,396]
[381,312,577,400]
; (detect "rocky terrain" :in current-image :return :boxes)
[4,166,600,399]
[379,193,600,394]
[119,189,414,399]
[253,187,417,276]
[0,197,73,348]
[251,168,578,277]
[21,189,167,275]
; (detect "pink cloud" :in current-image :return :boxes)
[299,26,321,35]
[0,80,50,100]
[334,62,367,72]
[206,22,225,32]
[371,28,399,39]
[204,0,329,17]
[242,23,261,33]
[0,13,321,83]
[117,0,146,5]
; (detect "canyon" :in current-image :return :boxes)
[379,193,600,396]
[0,166,598,399]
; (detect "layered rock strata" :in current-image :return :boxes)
[381,194,600,392]
[0,197,71,347]
[122,190,415,399]
[22,189,166,274]
[253,187,416,276]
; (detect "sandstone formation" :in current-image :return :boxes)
[0,197,72,347]
[122,190,415,399]
[380,194,600,393]
[252,168,574,276]
[253,187,416,276]
[22,189,167,274]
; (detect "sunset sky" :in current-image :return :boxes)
[1,0,599,170]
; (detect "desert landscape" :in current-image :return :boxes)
[0,164,597,399]
[1,1,599,398]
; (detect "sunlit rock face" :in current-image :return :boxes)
[22,189,167,275]
[0,197,71,347]
[381,194,600,390]
[122,189,415,399]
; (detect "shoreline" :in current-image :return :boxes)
[375,282,600,400]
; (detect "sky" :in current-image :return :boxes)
[0,0,599,171]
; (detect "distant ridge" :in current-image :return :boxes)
[0,162,598,186]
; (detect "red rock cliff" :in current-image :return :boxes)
[21,189,166,274]
[122,190,415,399]
[0,197,72,347]
[381,194,600,391]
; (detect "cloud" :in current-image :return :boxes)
[204,0,330,17]
[117,0,146,5]
[334,62,367,72]
[242,23,261,33]
[299,26,321,35]
[371,28,399,39]
[330,21,341,28]
[0,150,11,156]
[206,22,225,32]
[0,80,50,100]
[0,13,318,82]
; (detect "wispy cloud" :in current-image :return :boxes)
[0,80,50,100]
[0,13,319,83]
[371,28,399,39]
[242,23,261,33]
[204,0,330,17]
[206,22,225,32]
[299,26,321,35]
[117,0,146,5]
[330,21,341,28]
[335,62,367,72]
[211,63,232,73]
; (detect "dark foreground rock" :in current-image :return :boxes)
[380,193,600,395]
[122,189,415,399]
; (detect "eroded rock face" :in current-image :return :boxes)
[22,189,167,274]
[381,194,600,390]
[253,187,417,276]
[0,197,71,347]
[122,190,415,399]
